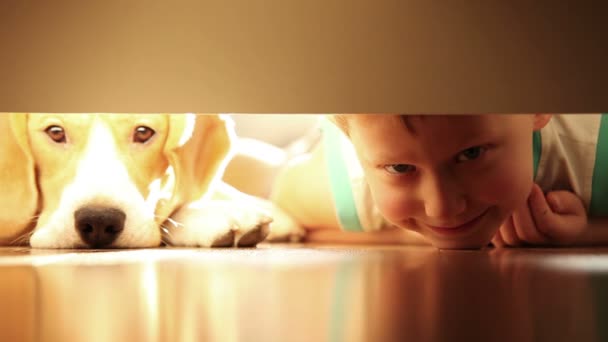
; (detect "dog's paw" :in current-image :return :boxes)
[227,204,272,247]
[265,206,306,243]
[234,221,270,247]
[164,200,272,248]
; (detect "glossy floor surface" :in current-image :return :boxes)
[1,244,607,342]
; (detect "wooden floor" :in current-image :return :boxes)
[1,243,607,342]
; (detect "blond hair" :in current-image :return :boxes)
[328,114,418,136]
[328,114,350,133]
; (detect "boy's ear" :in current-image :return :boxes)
[533,114,552,130]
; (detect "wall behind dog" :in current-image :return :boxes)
[1,1,606,113]
[230,114,321,148]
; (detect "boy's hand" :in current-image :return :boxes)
[491,184,587,247]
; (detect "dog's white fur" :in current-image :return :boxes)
[29,117,161,248]
[0,113,298,249]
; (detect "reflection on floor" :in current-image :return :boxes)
[1,244,607,342]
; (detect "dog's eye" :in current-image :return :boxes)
[45,125,66,143]
[133,126,155,143]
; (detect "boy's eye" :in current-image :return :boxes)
[383,164,416,174]
[456,146,486,162]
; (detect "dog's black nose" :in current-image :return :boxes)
[74,207,126,248]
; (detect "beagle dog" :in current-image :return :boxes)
[0,113,293,248]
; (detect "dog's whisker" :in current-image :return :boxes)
[159,228,173,245]
[154,215,184,229]
[28,214,41,221]
[9,230,35,245]
[160,226,173,238]
[158,223,177,245]
[8,236,23,245]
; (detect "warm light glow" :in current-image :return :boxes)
[178,113,197,147]
[539,255,608,272]
[0,249,359,266]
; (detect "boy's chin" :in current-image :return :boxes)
[413,212,503,250]
[432,240,492,250]
[424,230,497,250]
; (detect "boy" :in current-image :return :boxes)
[270,114,608,249]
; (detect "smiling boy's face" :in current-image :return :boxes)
[345,114,550,249]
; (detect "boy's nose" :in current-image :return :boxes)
[421,176,466,219]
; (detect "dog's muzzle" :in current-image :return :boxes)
[74,206,126,248]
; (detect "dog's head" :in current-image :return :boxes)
[0,113,233,248]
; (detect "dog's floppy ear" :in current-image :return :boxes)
[0,113,38,244]
[163,113,235,210]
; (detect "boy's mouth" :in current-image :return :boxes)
[424,209,489,236]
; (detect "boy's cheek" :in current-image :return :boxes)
[369,183,417,225]
[473,145,535,205]
[469,170,533,210]
[369,173,532,223]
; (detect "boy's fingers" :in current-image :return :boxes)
[536,213,586,245]
[512,202,547,244]
[528,184,563,237]
[531,189,586,243]
[527,184,556,222]
[491,230,505,248]
[546,191,586,216]
[499,217,521,246]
